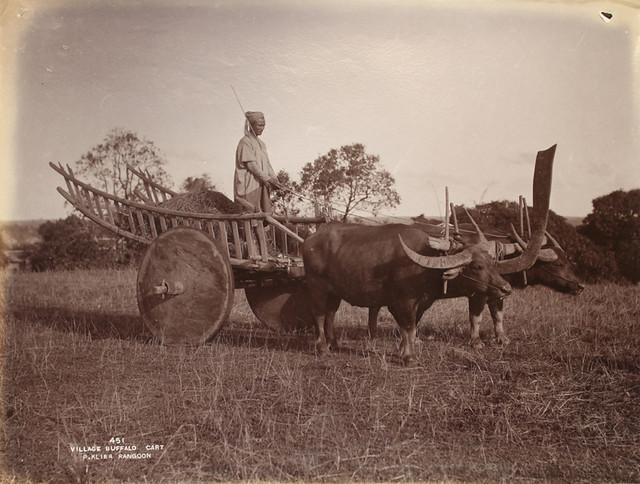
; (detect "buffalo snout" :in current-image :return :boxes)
[499,281,513,297]
[487,273,512,298]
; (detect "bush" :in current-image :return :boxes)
[578,189,640,284]
[454,201,621,283]
[29,215,144,271]
[614,239,640,283]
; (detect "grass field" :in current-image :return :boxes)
[1,268,639,482]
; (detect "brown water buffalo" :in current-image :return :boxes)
[303,223,512,363]
[302,145,554,363]
[506,226,584,295]
[366,223,583,348]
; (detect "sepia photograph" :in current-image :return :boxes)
[1,0,639,481]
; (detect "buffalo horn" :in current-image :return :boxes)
[509,224,557,262]
[546,230,564,251]
[497,144,555,274]
[399,235,472,269]
[463,208,490,248]
[509,222,547,247]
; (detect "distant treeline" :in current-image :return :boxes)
[4,189,639,284]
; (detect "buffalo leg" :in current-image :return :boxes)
[324,295,342,351]
[368,307,381,339]
[416,299,435,341]
[468,295,487,349]
[308,280,331,354]
[388,302,419,365]
[488,297,509,345]
[313,313,329,354]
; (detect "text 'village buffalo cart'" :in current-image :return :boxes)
[50,162,325,344]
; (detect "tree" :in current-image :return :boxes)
[29,215,142,271]
[74,128,173,199]
[579,189,640,247]
[271,169,303,216]
[579,189,640,283]
[181,174,216,192]
[299,143,400,222]
[455,201,622,283]
[30,215,100,271]
[0,232,8,268]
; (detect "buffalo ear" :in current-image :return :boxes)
[442,267,463,280]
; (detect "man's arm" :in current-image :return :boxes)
[245,161,278,187]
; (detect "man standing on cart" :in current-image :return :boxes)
[234,111,280,213]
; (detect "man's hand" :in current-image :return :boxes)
[267,176,282,190]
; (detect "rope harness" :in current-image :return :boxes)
[459,273,509,298]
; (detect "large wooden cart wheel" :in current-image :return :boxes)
[137,227,234,345]
[245,283,315,333]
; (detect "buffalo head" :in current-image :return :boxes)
[398,228,513,299]
[510,227,584,295]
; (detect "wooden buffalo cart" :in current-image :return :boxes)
[50,162,325,345]
[50,144,555,347]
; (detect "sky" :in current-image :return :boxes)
[1,0,639,222]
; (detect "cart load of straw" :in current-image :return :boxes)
[158,189,247,214]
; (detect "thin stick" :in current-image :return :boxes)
[518,195,525,237]
[523,196,532,239]
[450,202,459,233]
[231,85,255,136]
[444,186,449,241]
[443,187,449,295]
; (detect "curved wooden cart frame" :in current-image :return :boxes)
[50,162,325,343]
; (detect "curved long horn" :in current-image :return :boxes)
[497,144,555,274]
[546,230,564,251]
[509,223,547,248]
[509,223,527,250]
[509,223,557,262]
[399,235,472,269]
[463,207,489,247]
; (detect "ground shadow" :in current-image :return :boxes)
[218,321,406,359]
[216,323,313,353]
[8,304,472,359]
[9,305,152,342]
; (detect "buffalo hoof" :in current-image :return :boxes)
[495,334,510,346]
[315,342,329,355]
[328,340,340,352]
[469,338,485,350]
[402,355,417,367]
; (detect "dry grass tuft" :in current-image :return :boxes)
[1,269,639,482]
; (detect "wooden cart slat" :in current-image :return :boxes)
[51,161,325,278]
[218,221,230,258]
[244,220,257,259]
[206,221,216,240]
[231,221,242,259]
[255,222,269,262]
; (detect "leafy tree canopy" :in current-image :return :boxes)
[579,189,640,247]
[578,189,640,283]
[299,143,400,221]
[181,174,216,192]
[271,170,303,217]
[455,200,621,283]
[30,215,142,271]
[74,128,173,200]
